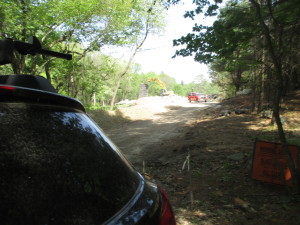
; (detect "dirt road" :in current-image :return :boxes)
[105,96,215,166]
[90,93,300,225]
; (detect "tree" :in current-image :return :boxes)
[158,73,176,90]
[0,0,170,109]
[172,83,186,96]
[170,0,300,190]
[249,0,300,190]
[0,0,155,78]
[109,0,166,110]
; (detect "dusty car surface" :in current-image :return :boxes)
[0,37,176,225]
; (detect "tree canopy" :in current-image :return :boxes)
[171,0,300,190]
[1,0,184,107]
[173,0,300,96]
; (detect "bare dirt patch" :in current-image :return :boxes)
[89,93,300,225]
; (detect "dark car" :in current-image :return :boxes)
[0,38,176,225]
[0,75,176,225]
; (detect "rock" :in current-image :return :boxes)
[280,116,287,124]
[236,89,252,95]
[215,190,223,197]
[219,110,231,117]
[234,198,257,213]
[234,197,250,211]
[262,109,273,118]
[235,109,248,114]
[242,89,252,95]
[227,153,244,161]
[223,204,234,209]
[115,99,137,105]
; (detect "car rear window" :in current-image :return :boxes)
[0,103,140,225]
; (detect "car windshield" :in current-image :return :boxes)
[0,103,139,225]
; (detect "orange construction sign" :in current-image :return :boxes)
[251,141,299,186]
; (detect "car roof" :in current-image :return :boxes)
[0,75,57,93]
[0,75,85,112]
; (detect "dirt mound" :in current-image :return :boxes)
[221,94,253,109]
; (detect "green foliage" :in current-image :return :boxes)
[173,83,186,96]
[173,0,258,63]
[50,51,125,105]
[172,0,259,97]
[159,73,177,90]
[143,72,178,96]
[119,72,145,100]
[172,0,300,98]
[0,0,165,74]
[0,65,13,75]
[0,0,169,107]
[183,79,220,96]
[143,72,164,96]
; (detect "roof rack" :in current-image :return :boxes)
[0,36,72,65]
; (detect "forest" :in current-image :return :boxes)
[1,0,299,106]
[171,0,300,190]
[174,0,300,108]
[0,0,218,111]
[1,0,300,131]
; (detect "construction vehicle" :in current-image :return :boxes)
[147,78,174,96]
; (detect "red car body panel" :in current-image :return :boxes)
[188,92,208,102]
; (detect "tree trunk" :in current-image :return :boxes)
[110,78,121,110]
[250,0,299,191]
[11,54,26,74]
[93,92,96,107]
[45,63,52,83]
[108,0,159,110]
[256,71,263,113]
[109,27,150,110]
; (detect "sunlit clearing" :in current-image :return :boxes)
[175,208,208,225]
[193,209,207,217]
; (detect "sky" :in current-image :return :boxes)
[132,2,216,84]
[103,2,216,84]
